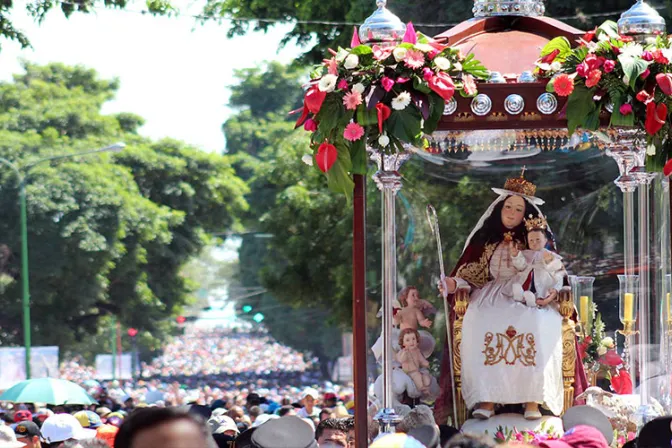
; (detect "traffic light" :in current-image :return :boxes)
[253,313,264,323]
[242,305,253,313]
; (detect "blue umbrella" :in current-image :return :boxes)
[0,378,97,405]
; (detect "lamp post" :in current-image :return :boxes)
[127,327,138,379]
[0,142,126,379]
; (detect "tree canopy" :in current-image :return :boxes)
[0,62,247,357]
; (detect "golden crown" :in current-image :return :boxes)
[503,167,537,197]
[524,214,548,232]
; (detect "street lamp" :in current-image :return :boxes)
[0,142,126,379]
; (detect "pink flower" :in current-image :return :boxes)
[603,59,616,73]
[462,74,477,96]
[381,76,395,92]
[619,103,633,115]
[586,69,602,88]
[576,62,589,77]
[323,57,338,75]
[343,122,365,141]
[342,91,363,110]
[372,45,392,61]
[303,118,318,132]
[642,50,654,61]
[338,79,348,90]
[641,68,651,79]
[554,74,574,96]
[403,49,425,69]
[396,77,410,84]
[423,67,433,81]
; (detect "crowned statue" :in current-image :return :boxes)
[434,171,587,424]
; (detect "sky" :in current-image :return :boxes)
[0,1,305,153]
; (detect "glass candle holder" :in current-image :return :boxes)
[665,274,672,325]
[618,274,639,329]
[576,276,595,333]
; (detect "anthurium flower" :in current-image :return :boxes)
[316,141,338,173]
[376,103,391,134]
[582,27,597,43]
[664,158,672,177]
[645,101,667,135]
[585,69,602,88]
[576,62,589,77]
[402,22,417,44]
[428,72,455,100]
[422,67,433,81]
[351,26,361,47]
[343,122,365,141]
[640,68,650,79]
[305,86,327,113]
[540,49,560,64]
[656,73,672,95]
[381,76,395,92]
[603,59,616,73]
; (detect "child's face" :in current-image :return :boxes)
[407,289,419,307]
[403,332,418,349]
[527,230,547,251]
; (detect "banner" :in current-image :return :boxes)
[0,346,59,390]
[95,354,133,380]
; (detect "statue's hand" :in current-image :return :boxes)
[536,289,558,306]
[509,240,519,257]
[438,278,456,296]
[543,251,554,264]
[420,319,432,328]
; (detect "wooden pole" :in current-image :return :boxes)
[352,174,369,448]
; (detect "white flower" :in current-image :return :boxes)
[586,41,599,54]
[318,74,338,93]
[598,32,610,42]
[623,74,630,86]
[453,62,462,71]
[301,154,314,166]
[336,48,349,62]
[344,54,359,70]
[391,91,412,110]
[415,43,434,53]
[597,346,608,356]
[434,57,451,71]
[378,133,390,147]
[550,61,562,71]
[647,143,656,156]
[352,83,366,94]
[601,336,614,348]
[393,47,407,62]
[662,48,672,62]
[621,43,644,59]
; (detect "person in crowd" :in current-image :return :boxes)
[14,411,33,424]
[538,425,609,448]
[445,433,497,448]
[247,406,261,424]
[114,408,214,448]
[315,419,349,448]
[41,414,96,448]
[77,441,110,448]
[250,416,317,448]
[277,406,295,417]
[13,421,42,448]
[296,388,320,420]
[322,393,337,409]
[0,425,27,448]
[318,409,334,422]
[396,405,436,434]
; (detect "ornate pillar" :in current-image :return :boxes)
[371,149,410,433]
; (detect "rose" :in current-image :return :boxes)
[318,74,338,93]
[433,56,451,70]
[428,72,456,101]
[381,76,395,92]
[642,50,654,61]
[344,54,359,70]
[422,67,434,81]
[303,118,318,132]
[352,83,365,94]
[393,47,407,62]
[619,103,633,115]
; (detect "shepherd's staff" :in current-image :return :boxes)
[426,204,458,425]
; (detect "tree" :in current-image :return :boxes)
[0,62,247,358]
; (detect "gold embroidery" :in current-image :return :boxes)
[483,326,537,366]
[455,242,497,288]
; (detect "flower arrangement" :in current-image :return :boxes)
[536,21,672,172]
[492,422,560,445]
[295,24,488,195]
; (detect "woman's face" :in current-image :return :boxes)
[501,196,525,229]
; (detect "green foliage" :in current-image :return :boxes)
[0,62,247,357]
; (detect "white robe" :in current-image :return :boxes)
[459,243,564,415]
[512,249,564,299]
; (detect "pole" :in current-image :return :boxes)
[112,318,117,381]
[117,321,123,379]
[352,174,368,448]
[638,180,651,405]
[19,183,31,379]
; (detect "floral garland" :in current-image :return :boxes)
[295,24,488,196]
[536,21,672,173]
[493,422,560,445]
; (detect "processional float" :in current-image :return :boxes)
[325,0,672,446]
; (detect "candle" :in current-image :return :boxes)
[623,293,634,322]
[580,295,589,323]
[667,292,671,320]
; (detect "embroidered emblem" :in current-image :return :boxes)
[483,325,536,366]
[456,243,497,288]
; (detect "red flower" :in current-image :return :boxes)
[611,368,633,395]
[586,69,602,88]
[645,101,668,135]
[554,74,574,96]
[654,50,669,64]
[422,67,433,81]
[576,62,589,77]
[343,122,365,141]
[303,118,318,132]
[582,27,597,43]
[540,49,560,64]
[305,85,327,114]
[619,103,633,115]
[376,103,391,134]
[428,72,455,101]
[316,141,338,173]
[585,54,604,70]
[602,349,623,366]
[381,76,395,92]
[657,73,672,95]
[402,22,417,44]
[636,90,652,103]
[338,79,348,90]
[351,26,361,47]
[642,50,654,61]
[603,60,616,73]
[641,68,651,79]
[620,35,634,43]
[663,158,672,177]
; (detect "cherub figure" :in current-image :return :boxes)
[510,214,564,308]
[396,328,432,395]
[394,286,434,330]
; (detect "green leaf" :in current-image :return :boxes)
[413,76,431,94]
[325,147,354,199]
[540,36,572,58]
[350,138,367,175]
[609,94,635,127]
[546,79,556,93]
[350,45,373,56]
[315,94,345,135]
[618,54,649,89]
[356,104,377,126]
[387,108,423,144]
[566,85,597,134]
[423,93,444,135]
[596,21,619,40]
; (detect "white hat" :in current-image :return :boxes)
[0,426,25,448]
[209,415,239,435]
[41,414,96,443]
[301,387,319,400]
[251,414,279,428]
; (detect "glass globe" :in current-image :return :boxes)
[359,0,406,46]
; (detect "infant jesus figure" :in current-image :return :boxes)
[396,328,432,395]
[510,214,564,308]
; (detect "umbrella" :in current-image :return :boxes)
[0,378,97,405]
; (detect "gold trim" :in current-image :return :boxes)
[455,243,497,289]
[482,326,537,366]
